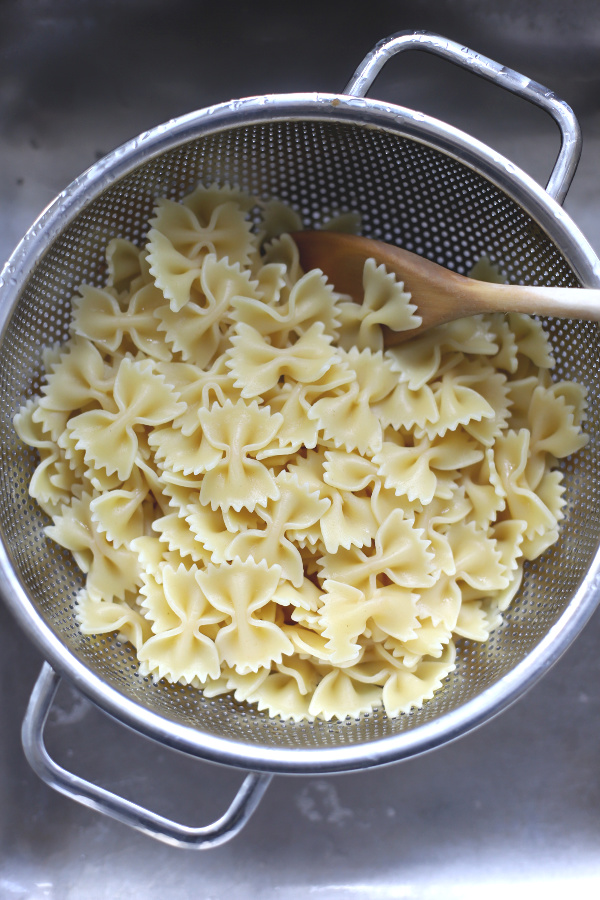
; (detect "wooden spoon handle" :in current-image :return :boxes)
[410,273,600,336]
[458,279,600,322]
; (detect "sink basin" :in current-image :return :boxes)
[2,2,600,896]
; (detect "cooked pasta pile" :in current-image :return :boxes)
[14,184,588,721]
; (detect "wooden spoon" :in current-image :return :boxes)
[291,230,600,347]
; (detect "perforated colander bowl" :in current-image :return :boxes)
[2,31,600,848]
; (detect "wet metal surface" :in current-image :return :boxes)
[2,1,600,896]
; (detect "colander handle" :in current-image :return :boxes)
[344,30,581,206]
[22,663,273,849]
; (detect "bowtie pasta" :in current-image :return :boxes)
[14,183,588,722]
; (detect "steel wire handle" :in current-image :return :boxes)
[22,664,273,849]
[344,30,582,205]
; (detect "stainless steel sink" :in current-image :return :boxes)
[2,2,600,896]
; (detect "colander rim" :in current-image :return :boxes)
[1,90,600,774]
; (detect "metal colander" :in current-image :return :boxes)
[1,31,600,848]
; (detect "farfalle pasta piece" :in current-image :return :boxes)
[492,519,527,575]
[289,601,322,634]
[526,383,588,458]
[318,579,420,665]
[70,287,127,354]
[29,403,71,451]
[318,508,437,594]
[196,399,283,512]
[279,268,343,340]
[368,478,420,530]
[129,532,193,584]
[381,642,456,717]
[505,375,545,431]
[257,199,303,244]
[288,450,378,552]
[375,379,439,431]
[382,616,453,667]
[152,512,212,565]
[296,355,357,430]
[494,429,561,540]
[215,666,271,705]
[76,588,152,650]
[256,381,320,457]
[147,198,256,312]
[308,667,383,720]
[149,422,222,478]
[130,535,168,582]
[536,467,567,524]
[320,210,363,233]
[459,448,506,529]
[449,521,509,592]
[251,260,289,305]
[261,233,304,292]
[225,471,330,586]
[468,256,506,283]
[307,347,398,455]
[89,464,152,548]
[485,313,519,374]
[232,267,342,344]
[227,321,336,398]
[68,357,186,481]
[419,364,499,440]
[156,468,202,515]
[184,499,237,563]
[458,362,511,447]
[372,440,439,505]
[490,564,525,614]
[414,488,472,578]
[322,449,378,492]
[156,254,262,368]
[40,341,64,373]
[197,558,292,673]
[550,379,588,427]
[453,600,501,642]
[157,357,239,436]
[105,237,151,295]
[416,574,463,632]
[46,491,141,600]
[37,337,116,434]
[385,315,497,390]
[274,577,322,621]
[339,646,390,684]
[281,620,331,662]
[372,432,483,505]
[33,457,79,518]
[280,445,327,488]
[317,488,378,554]
[257,200,360,250]
[520,468,567,560]
[138,564,225,684]
[246,657,320,723]
[508,312,555,369]
[337,257,420,351]
[14,400,75,516]
[182,182,257,220]
[222,503,260,534]
[55,425,90,484]
[72,283,172,361]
